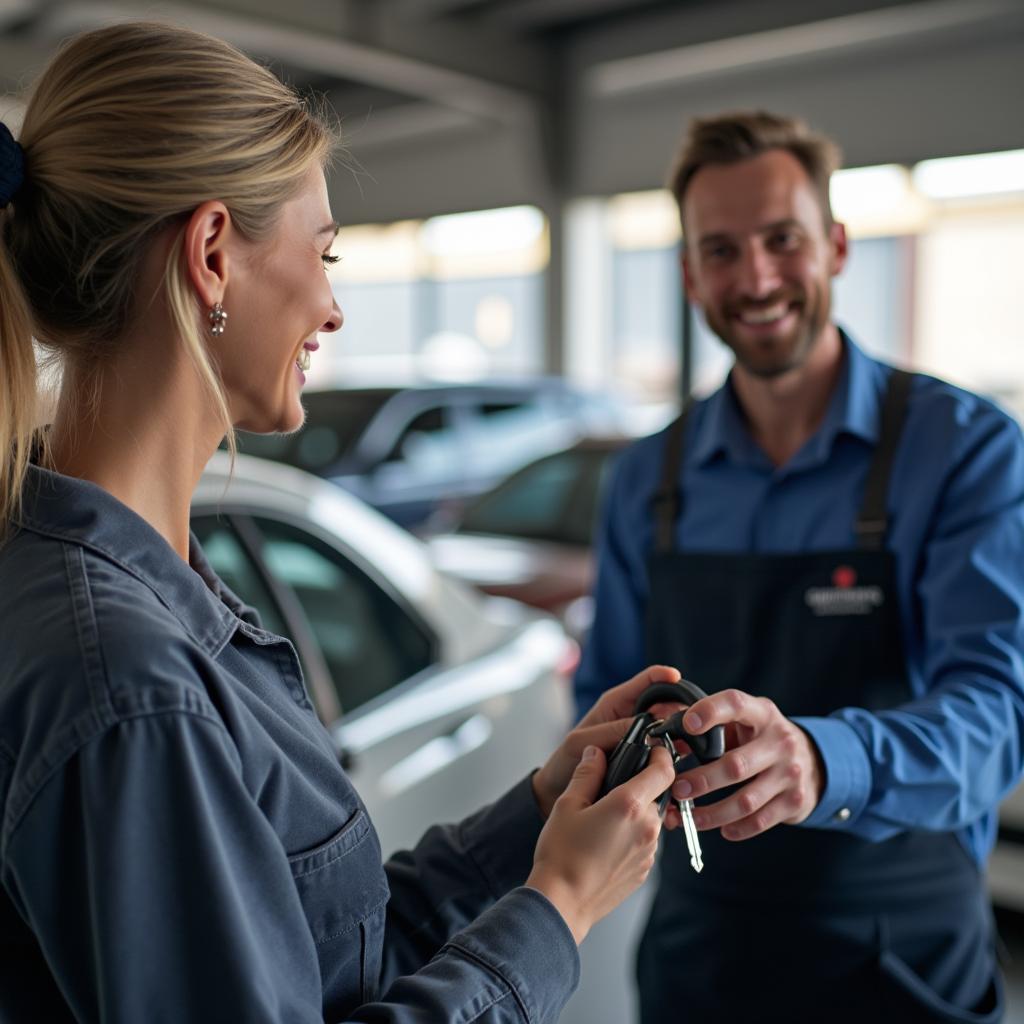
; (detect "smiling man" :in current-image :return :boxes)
[574,111,1024,1022]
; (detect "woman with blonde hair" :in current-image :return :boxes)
[0,20,679,1023]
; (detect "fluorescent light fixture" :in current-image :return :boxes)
[912,149,1024,200]
[831,165,911,220]
[421,205,545,257]
[830,164,930,237]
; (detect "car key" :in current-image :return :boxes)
[660,734,703,873]
[599,679,725,875]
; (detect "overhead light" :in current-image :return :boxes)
[830,164,928,237]
[912,149,1024,200]
[421,206,545,257]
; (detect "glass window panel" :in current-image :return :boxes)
[252,517,434,712]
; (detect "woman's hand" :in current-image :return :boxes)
[526,743,674,944]
[531,664,683,818]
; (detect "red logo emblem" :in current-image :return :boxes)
[832,566,857,589]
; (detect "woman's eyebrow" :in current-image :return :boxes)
[316,221,340,240]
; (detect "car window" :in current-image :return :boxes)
[232,390,391,473]
[462,396,575,477]
[251,517,435,712]
[459,448,610,545]
[382,406,448,464]
[190,516,288,636]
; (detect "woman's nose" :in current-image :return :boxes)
[322,296,343,334]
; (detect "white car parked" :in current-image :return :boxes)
[191,451,575,856]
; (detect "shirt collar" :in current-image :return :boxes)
[690,329,885,470]
[16,463,241,655]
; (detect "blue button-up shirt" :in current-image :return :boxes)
[0,465,578,1022]
[576,334,1024,866]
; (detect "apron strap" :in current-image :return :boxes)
[650,367,916,555]
[652,403,692,554]
[854,369,915,550]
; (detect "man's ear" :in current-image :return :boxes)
[828,221,849,278]
[182,200,233,308]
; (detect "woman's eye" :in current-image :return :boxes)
[321,253,341,267]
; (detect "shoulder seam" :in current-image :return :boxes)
[62,540,113,714]
[2,704,236,861]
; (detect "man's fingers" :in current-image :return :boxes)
[718,792,793,841]
[672,736,775,801]
[683,689,776,734]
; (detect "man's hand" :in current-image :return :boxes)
[671,688,825,840]
[532,664,683,818]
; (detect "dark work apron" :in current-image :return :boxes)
[636,371,1003,1023]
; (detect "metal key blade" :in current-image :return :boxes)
[659,734,705,874]
[679,799,704,873]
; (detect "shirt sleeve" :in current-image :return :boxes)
[3,710,327,1023]
[574,448,651,719]
[800,403,1024,842]
[3,712,578,1024]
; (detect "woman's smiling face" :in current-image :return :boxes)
[216,165,343,435]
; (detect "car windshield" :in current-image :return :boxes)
[234,390,391,473]
[458,446,615,546]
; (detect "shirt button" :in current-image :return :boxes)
[835,807,851,822]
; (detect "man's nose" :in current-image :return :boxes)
[737,243,781,299]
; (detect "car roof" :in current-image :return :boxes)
[302,377,582,399]
[192,450,537,662]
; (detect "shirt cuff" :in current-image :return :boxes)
[792,715,872,828]
[457,774,546,897]
[444,886,580,1023]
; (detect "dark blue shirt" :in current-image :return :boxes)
[0,465,578,1022]
[576,334,1024,865]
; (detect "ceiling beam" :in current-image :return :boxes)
[483,0,637,32]
[585,0,1024,96]
[386,0,493,21]
[41,0,543,124]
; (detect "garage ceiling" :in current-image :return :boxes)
[1,0,1022,220]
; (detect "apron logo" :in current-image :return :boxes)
[805,566,884,616]
[832,565,857,588]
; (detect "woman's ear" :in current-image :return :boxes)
[182,200,233,308]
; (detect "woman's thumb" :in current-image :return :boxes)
[563,745,606,807]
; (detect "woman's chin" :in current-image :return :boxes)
[233,401,305,438]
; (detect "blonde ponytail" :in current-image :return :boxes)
[0,215,38,540]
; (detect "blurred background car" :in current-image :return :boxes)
[425,435,629,640]
[231,378,634,531]
[191,451,576,856]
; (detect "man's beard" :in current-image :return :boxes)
[705,287,830,380]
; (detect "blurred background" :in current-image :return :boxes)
[3,0,1023,1020]
[4,0,1022,417]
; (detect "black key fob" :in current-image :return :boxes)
[597,679,725,800]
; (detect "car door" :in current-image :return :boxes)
[189,507,565,856]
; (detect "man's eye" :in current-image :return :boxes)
[705,246,734,262]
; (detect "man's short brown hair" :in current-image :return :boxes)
[668,110,842,231]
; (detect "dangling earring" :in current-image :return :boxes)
[208,302,228,336]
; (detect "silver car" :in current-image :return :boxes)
[191,451,574,857]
